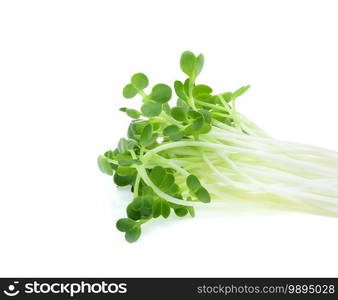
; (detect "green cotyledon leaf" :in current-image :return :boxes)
[196,187,211,203]
[125,226,141,243]
[186,175,201,192]
[180,51,196,78]
[153,198,170,219]
[122,84,138,98]
[232,85,250,98]
[141,102,162,117]
[120,107,141,119]
[170,106,186,122]
[116,218,136,232]
[150,84,172,103]
[140,124,153,146]
[97,155,114,175]
[149,166,166,187]
[174,80,187,100]
[131,73,149,90]
[163,125,184,141]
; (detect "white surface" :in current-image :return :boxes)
[1,0,338,277]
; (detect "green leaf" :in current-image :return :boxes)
[140,124,153,146]
[163,125,184,141]
[127,139,137,150]
[163,125,180,136]
[97,155,114,175]
[180,51,196,78]
[152,122,161,132]
[188,110,202,120]
[224,117,233,125]
[233,85,250,98]
[196,187,211,203]
[120,108,141,119]
[166,183,179,196]
[198,109,211,123]
[162,103,171,114]
[150,84,172,103]
[128,120,148,137]
[123,84,138,98]
[193,84,212,95]
[186,175,201,193]
[104,150,116,160]
[159,173,175,192]
[152,198,162,218]
[125,226,141,243]
[113,173,134,186]
[140,207,152,217]
[152,197,171,218]
[143,196,153,208]
[187,206,195,217]
[192,117,204,131]
[132,196,144,210]
[219,92,232,103]
[170,106,186,122]
[116,151,132,161]
[186,197,196,217]
[168,133,184,141]
[198,122,212,134]
[117,138,128,153]
[195,54,204,77]
[117,138,137,155]
[141,186,154,197]
[192,84,212,100]
[177,98,190,109]
[180,51,204,79]
[127,122,137,139]
[174,80,187,99]
[126,109,141,119]
[131,73,149,90]
[149,166,166,186]
[127,203,141,220]
[184,79,190,95]
[161,200,171,218]
[116,166,135,176]
[183,124,193,136]
[174,206,188,217]
[141,102,162,117]
[118,158,140,166]
[116,218,136,232]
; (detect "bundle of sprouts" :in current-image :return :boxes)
[98,51,338,242]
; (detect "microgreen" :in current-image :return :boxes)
[180,51,204,80]
[119,107,141,119]
[131,73,149,90]
[150,84,172,103]
[99,51,338,242]
[122,84,138,99]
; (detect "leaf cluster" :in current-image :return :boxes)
[98,50,250,242]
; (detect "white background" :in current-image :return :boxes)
[1,0,338,277]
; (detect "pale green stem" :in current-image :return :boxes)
[194,100,229,112]
[143,140,338,177]
[188,78,197,110]
[135,165,214,207]
[133,174,140,197]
